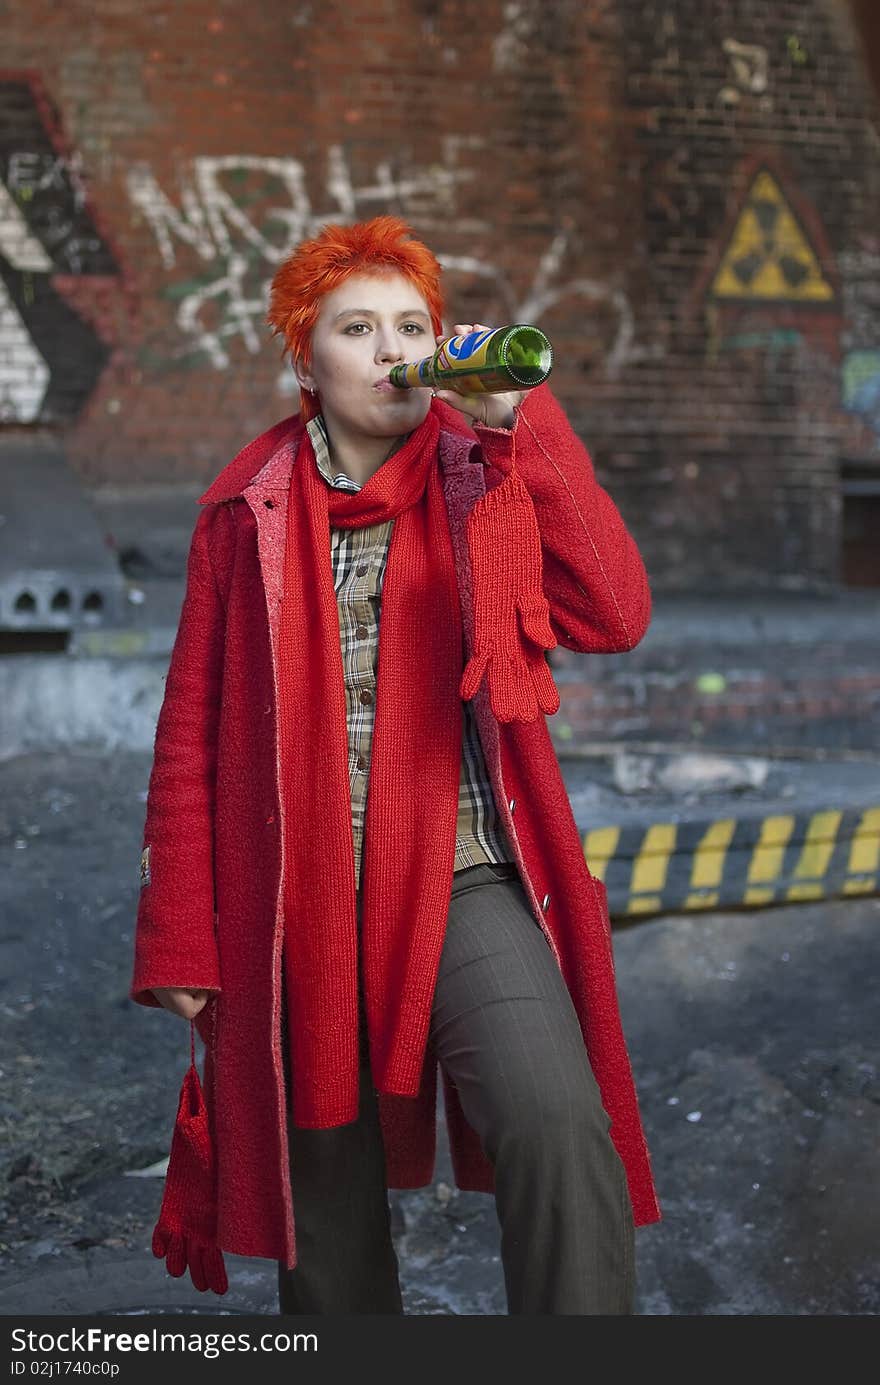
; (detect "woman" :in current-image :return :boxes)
[130,215,661,1316]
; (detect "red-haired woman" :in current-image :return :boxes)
[130,215,660,1315]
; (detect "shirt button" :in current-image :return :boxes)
[359,688,374,705]
[357,753,368,771]
[356,564,369,577]
[355,624,369,639]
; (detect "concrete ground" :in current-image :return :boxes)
[0,747,877,1316]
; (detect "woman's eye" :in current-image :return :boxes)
[344,323,370,335]
[401,323,425,334]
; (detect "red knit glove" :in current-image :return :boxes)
[460,467,561,722]
[152,1049,228,1296]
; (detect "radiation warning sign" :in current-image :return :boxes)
[710,170,834,303]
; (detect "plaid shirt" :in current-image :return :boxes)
[307,414,513,887]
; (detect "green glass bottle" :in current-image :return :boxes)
[388,324,553,396]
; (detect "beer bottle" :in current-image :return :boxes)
[389,324,553,396]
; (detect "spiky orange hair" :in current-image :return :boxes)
[266,215,445,420]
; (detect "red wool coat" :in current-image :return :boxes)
[130,383,661,1270]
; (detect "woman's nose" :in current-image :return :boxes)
[376,333,405,363]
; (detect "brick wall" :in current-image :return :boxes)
[2,0,879,590]
[549,638,880,752]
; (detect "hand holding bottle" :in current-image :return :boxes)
[431,323,526,430]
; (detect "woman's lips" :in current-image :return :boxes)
[373,378,405,394]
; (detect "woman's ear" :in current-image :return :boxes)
[292,356,316,393]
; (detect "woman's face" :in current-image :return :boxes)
[294,271,436,442]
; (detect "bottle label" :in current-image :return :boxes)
[435,329,503,392]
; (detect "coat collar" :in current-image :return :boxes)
[197,401,480,507]
[197,413,302,506]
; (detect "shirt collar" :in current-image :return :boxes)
[306,414,362,492]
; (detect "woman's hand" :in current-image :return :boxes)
[151,987,214,1020]
[432,322,525,430]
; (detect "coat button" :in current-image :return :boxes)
[357,753,368,771]
[541,892,551,911]
[355,624,368,638]
[264,498,274,508]
[359,688,374,705]
[356,564,368,577]
[508,798,516,813]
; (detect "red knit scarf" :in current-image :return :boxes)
[277,402,561,1128]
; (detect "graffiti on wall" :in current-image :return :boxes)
[125,144,654,385]
[718,38,771,108]
[0,78,120,423]
[841,351,880,433]
[838,244,880,438]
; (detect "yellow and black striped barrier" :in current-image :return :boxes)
[582,806,880,920]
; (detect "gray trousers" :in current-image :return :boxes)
[277,860,635,1315]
